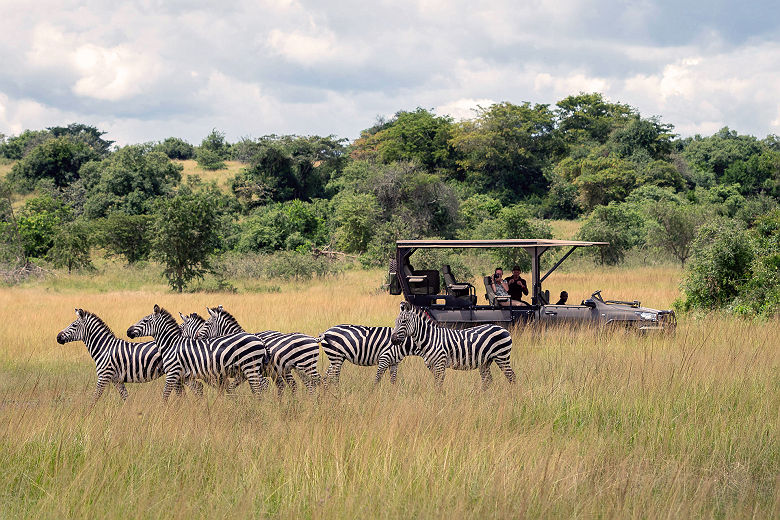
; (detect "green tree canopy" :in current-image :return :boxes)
[8,136,100,190]
[83,144,182,218]
[151,188,221,292]
[449,102,562,202]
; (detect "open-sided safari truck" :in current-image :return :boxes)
[388,239,676,331]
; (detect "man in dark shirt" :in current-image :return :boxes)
[505,265,529,304]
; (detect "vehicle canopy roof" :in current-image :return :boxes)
[396,239,608,249]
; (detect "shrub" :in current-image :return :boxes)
[577,202,646,265]
[154,137,194,160]
[48,219,93,273]
[678,219,756,311]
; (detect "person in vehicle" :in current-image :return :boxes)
[490,268,525,306]
[555,291,568,305]
[505,265,529,303]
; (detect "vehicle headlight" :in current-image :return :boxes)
[636,311,657,321]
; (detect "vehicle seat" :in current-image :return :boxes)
[483,276,510,307]
[442,265,476,306]
[402,262,440,295]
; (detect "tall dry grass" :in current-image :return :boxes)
[1,268,778,518]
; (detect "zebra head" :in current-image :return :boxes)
[179,312,206,339]
[127,304,177,340]
[391,301,414,345]
[57,308,89,344]
[198,305,243,339]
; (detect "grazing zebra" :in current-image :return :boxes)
[127,305,270,401]
[379,301,516,388]
[198,306,321,394]
[318,325,411,386]
[56,308,202,402]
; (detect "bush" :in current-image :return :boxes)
[469,204,552,271]
[154,137,194,160]
[16,195,71,258]
[577,202,646,265]
[678,219,756,311]
[99,212,153,264]
[48,219,93,273]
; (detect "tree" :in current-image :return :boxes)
[567,155,637,211]
[196,129,229,170]
[449,102,562,201]
[83,145,182,218]
[555,93,634,144]
[646,202,707,267]
[151,190,221,292]
[16,194,71,258]
[350,108,455,172]
[331,192,380,253]
[48,219,93,273]
[0,129,51,160]
[153,137,195,160]
[679,218,756,310]
[99,212,153,264]
[607,116,675,160]
[577,202,646,265]
[48,123,114,158]
[8,136,100,190]
[470,204,553,271]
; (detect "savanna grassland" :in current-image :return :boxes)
[0,266,778,519]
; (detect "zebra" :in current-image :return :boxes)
[179,312,206,339]
[318,325,412,386]
[197,305,321,394]
[56,308,202,402]
[379,301,516,388]
[127,305,270,401]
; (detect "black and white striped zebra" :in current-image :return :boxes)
[380,301,516,388]
[127,305,270,401]
[318,325,412,385]
[56,308,202,402]
[197,306,321,394]
[179,312,206,339]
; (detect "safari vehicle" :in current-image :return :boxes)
[388,239,676,331]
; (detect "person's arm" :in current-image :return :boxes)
[519,277,528,296]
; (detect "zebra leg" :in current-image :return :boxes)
[495,357,516,384]
[431,361,446,388]
[93,375,110,403]
[274,369,288,396]
[375,354,393,385]
[298,367,320,394]
[479,361,494,390]
[162,374,180,402]
[114,382,129,401]
[246,368,270,399]
[389,364,398,385]
[186,378,204,397]
[325,357,344,387]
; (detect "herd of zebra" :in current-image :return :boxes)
[56,302,517,403]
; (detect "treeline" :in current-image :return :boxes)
[0,94,778,314]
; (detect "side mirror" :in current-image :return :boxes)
[583,299,597,309]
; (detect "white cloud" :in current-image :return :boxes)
[71,43,161,101]
[435,98,495,120]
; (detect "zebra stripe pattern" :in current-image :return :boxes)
[127,305,270,401]
[380,301,516,388]
[198,306,321,394]
[319,325,411,385]
[56,308,201,402]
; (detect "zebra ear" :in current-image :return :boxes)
[179,312,186,321]
[218,305,223,311]
[207,306,216,317]
[153,304,161,313]
[75,308,85,318]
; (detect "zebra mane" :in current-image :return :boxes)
[212,307,244,331]
[405,302,435,323]
[82,311,117,336]
[156,307,180,328]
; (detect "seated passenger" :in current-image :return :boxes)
[489,268,526,306]
[555,291,569,305]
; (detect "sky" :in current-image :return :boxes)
[1,0,779,146]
